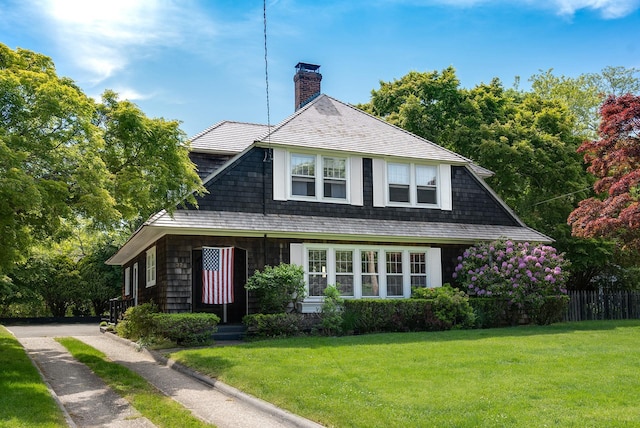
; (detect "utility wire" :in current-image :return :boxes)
[263,0,271,144]
[532,187,592,206]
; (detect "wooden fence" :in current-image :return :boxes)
[564,290,640,322]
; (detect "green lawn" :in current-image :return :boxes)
[170,320,640,427]
[0,326,67,428]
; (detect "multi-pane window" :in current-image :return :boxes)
[291,153,348,201]
[388,162,438,206]
[388,163,410,203]
[291,154,316,197]
[308,249,327,296]
[335,250,354,296]
[386,252,403,296]
[361,250,380,296]
[146,247,156,287]
[323,157,346,199]
[302,246,438,301]
[410,252,428,287]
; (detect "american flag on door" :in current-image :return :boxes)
[202,247,234,304]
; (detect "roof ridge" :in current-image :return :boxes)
[189,120,267,141]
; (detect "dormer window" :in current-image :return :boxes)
[387,162,438,206]
[290,153,348,201]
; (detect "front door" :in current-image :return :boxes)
[192,248,247,323]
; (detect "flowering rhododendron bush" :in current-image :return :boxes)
[453,240,570,309]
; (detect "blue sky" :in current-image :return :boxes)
[1,0,639,137]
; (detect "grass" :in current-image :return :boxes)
[170,320,640,427]
[0,325,67,428]
[56,337,214,428]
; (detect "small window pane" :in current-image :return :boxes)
[388,163,409,184]
[292,178,315,196]
[323,158,346,179]
[417,187,437,204]
[387,276,403,296]
[416,165,437,186]
[336,275,354,296]
[324,181,346,198]
[291,154,315,176]
[389,184,410,202]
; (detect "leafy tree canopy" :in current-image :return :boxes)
[0,43,203,277]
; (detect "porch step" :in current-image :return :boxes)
[213,324,246,341]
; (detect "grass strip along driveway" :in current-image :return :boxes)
[171,320,640,427]
[57,337,213,428]
[0,326,67,428]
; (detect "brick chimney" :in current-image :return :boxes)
[294,62,322,110]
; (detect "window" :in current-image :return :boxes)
[416,165,437,204]
[298,245,440,303]
[308,249,327,297]
[386,252,403,296]
[146,247,156,287]
[410,253,427,287]
[291,154,316,197]
[290,153,348,201]
[387,162,438,206]
[388,163,410,203]
[124,267,131,296]
[361,250,380,296]
[335,250,354,296]
[323,157,346,199]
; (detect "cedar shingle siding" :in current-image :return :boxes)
[193,147,518,226]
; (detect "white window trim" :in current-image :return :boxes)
[288,152,351,203]
[124,267,131,296]
[300,244,442,304]
[386,161,440,208]
[146,246,156,288]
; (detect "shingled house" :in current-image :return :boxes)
[106,63,551,323]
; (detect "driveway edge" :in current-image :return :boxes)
[100,329,324,428]
[8,330,77,428]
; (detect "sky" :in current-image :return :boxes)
[1,0,639,138]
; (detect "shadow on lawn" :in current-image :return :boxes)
[234,319,640,350]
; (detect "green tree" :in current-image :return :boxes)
[78,242,122,316]
[529,66,640,139]
[0,43,204,279]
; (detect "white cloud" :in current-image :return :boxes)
[400,0,640,18]
[36,0,217,83]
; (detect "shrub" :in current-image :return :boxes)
[318,285,344,336]
[453,240,570,324]
[343,299,445,333]
[152,313,220,346]
[243,313,303,339]
[412,285,475,329]
[245,264,306,314]
[115,302,158,340]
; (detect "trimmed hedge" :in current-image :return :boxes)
[243,313,303,339]
[116,303,220,346]
[152,313,220,346]
[469,295,569,328]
